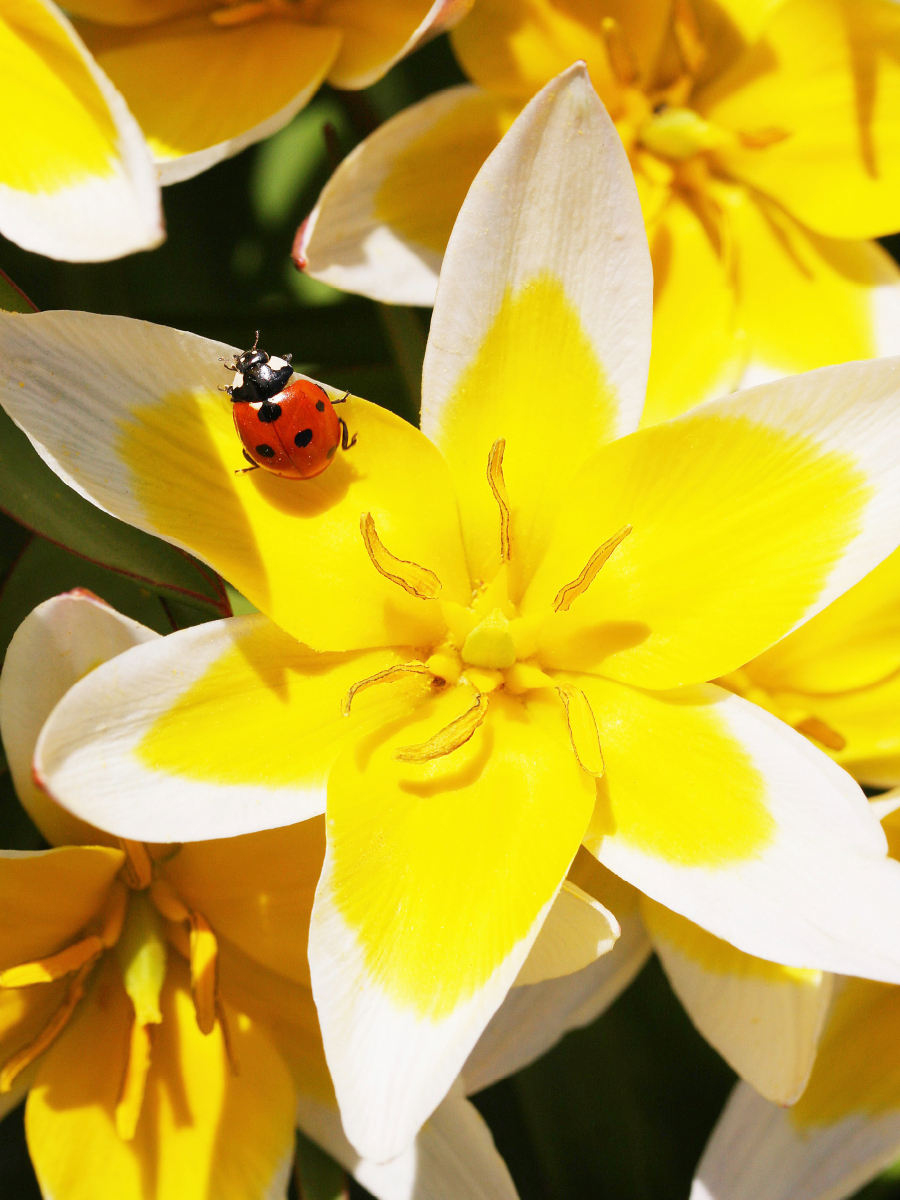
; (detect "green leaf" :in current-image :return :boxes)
[0,535,213,671]
[0,267,36,315]
[0,405,227,614]
[294,1130,348,1200]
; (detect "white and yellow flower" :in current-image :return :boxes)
[298,0,900,423]
[4,67,900,1163]
[1,0,163,261]
[0,589,522,1200]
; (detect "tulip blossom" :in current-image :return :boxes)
[298,0,900,424]
[0,0,162,260]
[691,798,900,1200]
[5,67,900,1163]
[65,0,473,186]
[0,590,521,1200]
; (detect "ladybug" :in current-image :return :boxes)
[224,333,356,480]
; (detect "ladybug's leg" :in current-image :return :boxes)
[339,417,357,451]
[235,449,260,475]
[332,390,351,405]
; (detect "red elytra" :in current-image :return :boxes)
[233,379,344,480]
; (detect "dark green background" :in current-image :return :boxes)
[2,32,899,1200]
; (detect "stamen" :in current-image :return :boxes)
[120,839,153,890]
[189,913,218,1036]
[0,882,127,987]
[342,662,433,716]
[360,513,442,600]
[395,693,490,763]
[600,17,638,86]
[553,525,632,612]
[486,439,511,564]
[739,128,791,149]
[0,961,93,1092]
[556,686,605,778]
[115,1017,152,1140]
[794,716,847,752]
[672,0,706,75]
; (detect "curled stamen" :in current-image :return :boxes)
[556,686,605,778]
[554,525,632,612]
[0,961,93,1092]
[395,693,490,763]
[189,912,218,1036]
[794,716,847,752]
[360,513,442,600]
[486,439,511,564]
[342,662,433,716]
[600,17,638,86]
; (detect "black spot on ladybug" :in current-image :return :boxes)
[257,402,282,423]
[294,429,313,448]
[326,444,337,459]
[315,399,325,412]
[255,444,276,458]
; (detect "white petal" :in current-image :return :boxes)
[514,880,619,987]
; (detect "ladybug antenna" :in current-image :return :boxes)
[251,330,260,352]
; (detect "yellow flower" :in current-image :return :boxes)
[1,0,163,261]
[692,800,900,1200]
[67,0,474,185]
[5,66,900,1162]
[298,0,900,424]
[0,590,521,1200]
[1,0,470,261]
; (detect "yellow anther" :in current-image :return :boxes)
[115,1017,152,1140]
[189,912,218,1036]
[425,648,462,686]
[673,0,706,74]
[739,127,791,150]
[395,693,490,763]
[342,661,433,716]
[0,961,92,1092]
[556,685,605,777]
[462,607,517,669]
[554,525,632,613]
[0,936,103,988]
[600,17,639,86]
[149,878,191,924]
[794,716,847,753]
[486,439,511,564]
[116,892,166,1027]
[504,662,554,696]
[360,513,442,600]
[120,839,153,890]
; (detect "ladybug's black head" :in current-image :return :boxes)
[225,332,293,403]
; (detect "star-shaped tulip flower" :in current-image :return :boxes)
[0,589,525,1200]
[691,797,900,1200]
[5,66,900,1162]
[1,0,163,260]
[297,0,900,424]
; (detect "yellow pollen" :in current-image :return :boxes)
[360,512,442,600]
[461,607,517,670]
[601,17,639,86]
[115,1018,153,1141]
[395,692,490,763]
[486,439,511,564]
[342,662,433,716]
[189,912,219,1036]
[556,685,605,777]
[0,961,93,1093]
[554,525,632,612]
